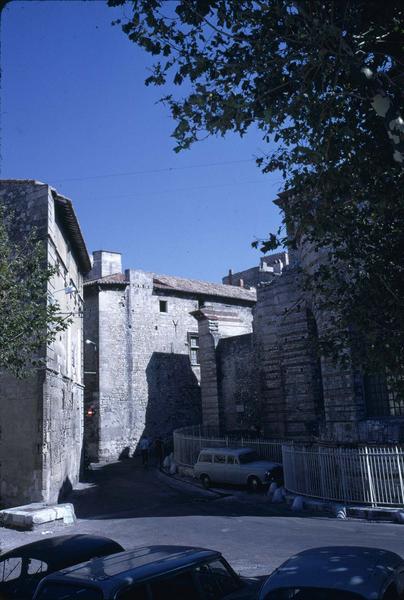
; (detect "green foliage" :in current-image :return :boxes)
[0,204,70,378]
[109,0,404,378]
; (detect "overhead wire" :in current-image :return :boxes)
[52,158,257,183]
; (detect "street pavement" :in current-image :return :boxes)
[1,457,404,577]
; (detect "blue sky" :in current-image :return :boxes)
[1,0,283,282]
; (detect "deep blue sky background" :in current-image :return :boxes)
[1,0,283,282]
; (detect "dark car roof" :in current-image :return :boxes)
[259,546,403,599]
[37,545,221,594]
[1,535,124,570]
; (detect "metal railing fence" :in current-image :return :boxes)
[282,444,404,507]
[173,425,285,467]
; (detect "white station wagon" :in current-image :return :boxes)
[194,447,283,491]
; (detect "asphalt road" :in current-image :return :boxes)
[1,458,404,577]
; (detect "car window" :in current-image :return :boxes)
[198,454,212,463]
[27,559,48,575]
[149,570,197,599]
[117,584,150,599]
[239,452,259,464]
[0,557,22,582]
[208,560,242,595]
[227,456,235,465]
[383,583,399,600]
[264,588,366,600]
[195,560,241,599]
[195,563,220,599]
[214,455,226,464]
[35,582,103,599]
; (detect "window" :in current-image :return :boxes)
[159,300,167,313]
[0,557,22,582]
[195,560,241,599]
[227,456,235,465]
[27,559,48,575]
[239,451,259,464]
[214,455,226,464]
[117,584,149,600]
[364,374,404,418]
[382,583,399,600]
[149,571,196,599]
[199,453,212,463]
[188,334,200,365]
[208,560,241,595]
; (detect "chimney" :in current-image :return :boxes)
[228,269,233,285]
[239,278,244,288]
[87,250,122,280]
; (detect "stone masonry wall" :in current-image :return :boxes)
[216,334,255,431]
[194,307,254,429]
[0,182,49,505]
[84,264,254,462]
[253,272,326,439]
[0,181,85,506]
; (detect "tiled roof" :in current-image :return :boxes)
[85,270,257,302]
[153,273,256,302]
[84,272,128,286]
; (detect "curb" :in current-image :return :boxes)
[284,492,404,523]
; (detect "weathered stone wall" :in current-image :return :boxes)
[216,333,255,431]
[0,181,86,506]
[253,271,328,439]
[193,307,254,428]
[97,286,131,461]
[84,262,254,462]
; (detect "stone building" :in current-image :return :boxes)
[0,180,91,507]
[222,251,288,289]
[83,251,256,462]
[195,195,404,444]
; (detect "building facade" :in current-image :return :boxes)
[195,196,404,444]
[0,180,91,507]
[83,251,255,462]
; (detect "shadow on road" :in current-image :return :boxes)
[66,458,330,522]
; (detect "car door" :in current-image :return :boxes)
[212,453,227,484]
[226,455,240,485]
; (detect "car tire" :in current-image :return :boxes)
[247,475,261,492]
[201,474,211,489]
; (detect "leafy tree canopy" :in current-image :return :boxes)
[109,0,404,378]
[0,205,70,378]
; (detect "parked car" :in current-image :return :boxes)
[33,545,261,599]
[0,534,124,600]
[194,447,283,491]
[258,546,404,600]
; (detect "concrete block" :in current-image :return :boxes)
[0,502,76,531]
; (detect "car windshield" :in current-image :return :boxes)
[239,451,259,464]
[264,588,366,600]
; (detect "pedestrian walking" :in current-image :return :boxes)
[139,436,150,466]
[154,436,164,467]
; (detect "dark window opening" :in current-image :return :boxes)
[364,374,404,418]
[159,300,167,313]
[188,334,200,365]
[306,309,325,421]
